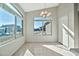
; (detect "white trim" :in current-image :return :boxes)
[5,3,21,16]
[62,24,74,37]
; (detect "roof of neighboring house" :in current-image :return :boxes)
[1,24,15,27]
[0,24,20,28]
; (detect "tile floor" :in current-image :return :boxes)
[12,42,79,56]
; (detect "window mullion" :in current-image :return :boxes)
[14,16,17,39]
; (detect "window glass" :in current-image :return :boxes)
[0,3,23,44]
[34,17,52,35]
[16,16,23,38]
[34,17,50,20]
[42,21,52,35]
[34,21,42,35]
[0,7,15,42]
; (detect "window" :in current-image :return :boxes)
[33,17,52,35]
[34,21,43,35]
[0,3,23,44]
[16,16,23,38]
[0,7,15,42]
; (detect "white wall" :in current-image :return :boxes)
[58,3,76,48]
[0,37,25,56]
[74,4,79,48]
[25,7,58,43]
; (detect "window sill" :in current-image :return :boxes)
[0,36,23,46]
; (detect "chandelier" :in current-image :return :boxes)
[40,4,51,18]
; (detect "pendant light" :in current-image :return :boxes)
[40,3,51,18]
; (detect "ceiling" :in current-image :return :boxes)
[19,3,59,12]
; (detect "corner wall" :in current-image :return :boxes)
[57,3,79,49]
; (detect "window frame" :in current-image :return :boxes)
[0,3,23,45]
[33,17,52,36]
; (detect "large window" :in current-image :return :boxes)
[0,7,15,42]
[0,3,23,44]
[34,17,52,35]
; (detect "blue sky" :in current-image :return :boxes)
[0,7,22,27]
[34,17,49,29]
[34,17,43,29]
[34,21,42,29]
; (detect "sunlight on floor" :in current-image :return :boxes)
[43,45,75,56]
[13,43,78,56]
[24,49,33,56]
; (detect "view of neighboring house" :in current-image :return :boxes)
[0,24,22,36]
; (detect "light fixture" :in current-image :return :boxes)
[40,3,51,18]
